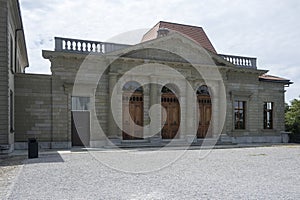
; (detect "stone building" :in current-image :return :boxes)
[0,1,292,153]
[0,0,28,153]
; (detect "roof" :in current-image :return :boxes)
[141,21,217,54]
[259,74,293,85]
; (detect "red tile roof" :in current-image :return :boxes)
[141,21,217,54]
[259,74,292,84]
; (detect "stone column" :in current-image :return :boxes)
[149,76,161,142]
[216,80,231,143]
[150,77,158,108]
[108,73,118,138]
[185,80,196,142]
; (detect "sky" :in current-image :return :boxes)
[19,0,300,103]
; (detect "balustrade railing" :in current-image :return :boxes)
[54,37,131,54]
[54,37,257,68]
[218,54,257,68]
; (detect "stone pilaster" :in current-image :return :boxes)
[108,73,118,138]
[149,76,161,141]
[185,80,196,142]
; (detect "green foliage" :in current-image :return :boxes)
[285,97,300,135]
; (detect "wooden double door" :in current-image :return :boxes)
[161,93,180,139]
[121,91,210,140]
[197,95,212,138]
[122,92,143,140]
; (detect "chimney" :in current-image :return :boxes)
[157,28,169,38]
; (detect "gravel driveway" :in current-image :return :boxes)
[1,145,300,200]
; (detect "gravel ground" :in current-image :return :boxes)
[0,156,25,200]
[1,145,300,200]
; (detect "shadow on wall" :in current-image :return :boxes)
[290,133,300,143]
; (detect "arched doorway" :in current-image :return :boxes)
[122,81,143,140]
[161,86,180,139]
[197,85,212,138]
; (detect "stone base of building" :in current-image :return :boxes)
[231,136,282,144]
[14,142,72,150]
[90,140,107,148]
[12,135,289,150]
[0,144,14,154]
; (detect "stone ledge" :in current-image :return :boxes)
[14,142,71,150]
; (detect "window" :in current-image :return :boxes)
[71,97,90,111]
[10,35,14,73]
[197,85,210,95]
[122,81,143,93]
[10,90,14,132]
[234,101,246,129]
[264,102,273,129]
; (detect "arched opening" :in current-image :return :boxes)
[197,85,212,138]
[122,81,144,140]
[161,85,180,139]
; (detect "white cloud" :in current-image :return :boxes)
[19,0,300,102]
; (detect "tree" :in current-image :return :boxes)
[285,97,300,142]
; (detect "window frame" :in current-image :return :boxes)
[71,96,90,111]
[263,102,273,129]
[234,100,246,130]
[9,34,14,73]
[10,90,14,133]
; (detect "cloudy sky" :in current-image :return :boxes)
[19,0,300,102]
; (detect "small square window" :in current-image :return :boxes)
[72,97,90,111]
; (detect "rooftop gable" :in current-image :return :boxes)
[141,21,217,54]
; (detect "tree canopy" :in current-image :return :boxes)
[285,97,300,134]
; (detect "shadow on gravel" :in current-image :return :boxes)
[23,153,64,165]
[0,155,26,167]
[0,153,65,167]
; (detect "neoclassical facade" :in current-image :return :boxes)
[0,5,292,152]
[14,21,292,149]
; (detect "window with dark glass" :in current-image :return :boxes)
[264,102,273,129]
[234,101,245,129]
[196,85,210,95]
[10,90,14,132]
[71,97,90,111]
[10,35,14,72]
[122,81,143,93]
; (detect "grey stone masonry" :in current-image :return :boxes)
[39,33,291,147]
[14,74,52,143]
[0,0,9,146]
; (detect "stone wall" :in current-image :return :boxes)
[0,0,9,147]
[14,74,52,149]
[224,70,286,143]
[258,81,286,133]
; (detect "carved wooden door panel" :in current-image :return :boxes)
[197,95,212,138]
[122,93,143,140]
[161,94,180,139]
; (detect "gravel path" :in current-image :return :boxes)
[1,145,300,200]
[0,156,24,200]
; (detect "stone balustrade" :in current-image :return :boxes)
[54,37,131,54]
[218,54,257,68]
